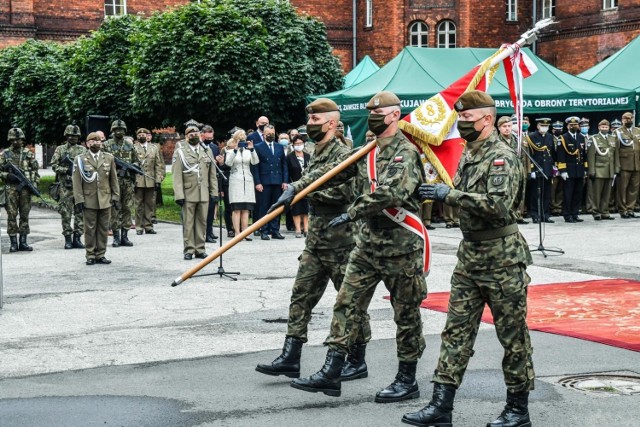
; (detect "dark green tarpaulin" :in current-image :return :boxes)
[311,47,636,145]
[343,55,380,88]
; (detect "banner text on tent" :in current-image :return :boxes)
[495,97,631,109]
[339,99,429,112]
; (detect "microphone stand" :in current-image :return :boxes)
[193,143,240,281]
[522,144,564,258]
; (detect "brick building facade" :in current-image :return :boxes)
[1,1,640,75]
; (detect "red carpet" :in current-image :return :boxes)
[417,279,640,352]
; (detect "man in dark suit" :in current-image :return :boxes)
[247,116,270,145]
[202,125,225,243]
[557,116,588,223]
[252,124,289,240]
[526,118,555,223]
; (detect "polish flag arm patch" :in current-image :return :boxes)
[493,158,505,166]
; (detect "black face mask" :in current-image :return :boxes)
[258,124,266,132]
[368,113,391,136]
[265,134,275,142]
[306,121,329,142]
[457,115,487,142]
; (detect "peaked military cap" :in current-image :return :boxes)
[306,98,339,114]
[367,91,401,110]
[185,126,200,135]
[136,128,150,135]
[598,119,610,126]
[454,90,495,112]
[536,118,551,125]
[579,117,590,126]
[86,132,101,142]
[611,119,622,127]
[565,116,580,124]
[622,112,634,119]
[297,125,308,135]
[523,116,530,122]
[497,116,511,127]
[552,120,563,129]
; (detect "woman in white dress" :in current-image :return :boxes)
[225,129,259,240]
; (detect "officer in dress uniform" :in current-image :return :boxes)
[588,119,617,220]
[550,121,564,216]
[133,128,164,234]
[580,117,596,214]
[615,112,640,218]
[525,118,555,223]
[497,116,529,224]
[557,116,588,223]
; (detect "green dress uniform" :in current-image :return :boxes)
[499,133,530,221]
[172,143,218,257]
[615,126,640,217]
[51,142,87,243]
[0,145,39,249]
[433,131,535,393]
[588,132,618,219]
[133,141,165,233]
[72,150,120,262]
[292,129,427,363]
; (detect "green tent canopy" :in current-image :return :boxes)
[311,47,636,145]
[343,55,380,88]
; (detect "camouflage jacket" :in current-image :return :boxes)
[303,137,356,250]
[445,131,532,270]
[293,130,425,257]
[103,136,140,181]
[0,147,40,186]
[50,143,87,187]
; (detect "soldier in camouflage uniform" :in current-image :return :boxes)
[404,91,534,427]
[50,124,87,249]
[274,91,428,402]
[103,119,140,247]
[0,127,40,252]
[256,98,374,382]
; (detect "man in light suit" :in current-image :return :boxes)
[133,128,165,235]
[172,126,219,260]
[251,124,289,240]
[72,132,120,265]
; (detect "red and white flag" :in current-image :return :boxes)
[503,46,538,153]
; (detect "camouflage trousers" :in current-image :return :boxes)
[433,263,535,393]
[111,178,134,230]
[326,247,427,362]
[58,185,83,236]
[4,185,31,235]
[287,245,373,344]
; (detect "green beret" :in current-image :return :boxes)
[454,90,495,112]
[306,98,339,114]
[366,91,401,110]
[599,119,610,126]
[136,128,151,135]
[185,126,200,135]
[536,118,551,125]
[497,116,511,127]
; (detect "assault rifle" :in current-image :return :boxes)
[60,154,74,176]
[3,162,54,207]
[114,157,156,182]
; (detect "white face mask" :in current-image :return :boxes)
[293,145,304,152]
[539,126,549,134]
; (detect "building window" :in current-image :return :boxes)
[365,0,373,28]
[105,0,127,17]
[409,21,429,47]
[506,0,517,21]
[437,20,456,48]
[542,0,555,18]
[603,0,618,10]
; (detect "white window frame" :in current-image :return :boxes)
[365,0,373,28]
[603,0,618,10]
[506,0,517,22]
[104,0,127,18]
[542,0,555,18]
[437,21,456,49]
[409,21,429,47]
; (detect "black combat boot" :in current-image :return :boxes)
[487,391,531,427]
[120,229,133,246]
[340,343,368,381]
[255,336,303,378]
[72,233,85,249]
[290,349,345,397]
[112,230,121,247]
[9,235,18,252]
[18,235,33,251]
[64,234,73,249]
[402,383,456,426]
[375,361,420,403]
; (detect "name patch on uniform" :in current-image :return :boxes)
[493,158,505,167]
[394,156,403,162]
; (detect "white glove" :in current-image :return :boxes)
[560,172,569,181]
[530,172,536,180]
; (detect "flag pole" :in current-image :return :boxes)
[489,18,555,66]
[171,140,378,287]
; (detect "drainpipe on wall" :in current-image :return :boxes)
[532,0,537,53]
[352,0,357,69]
